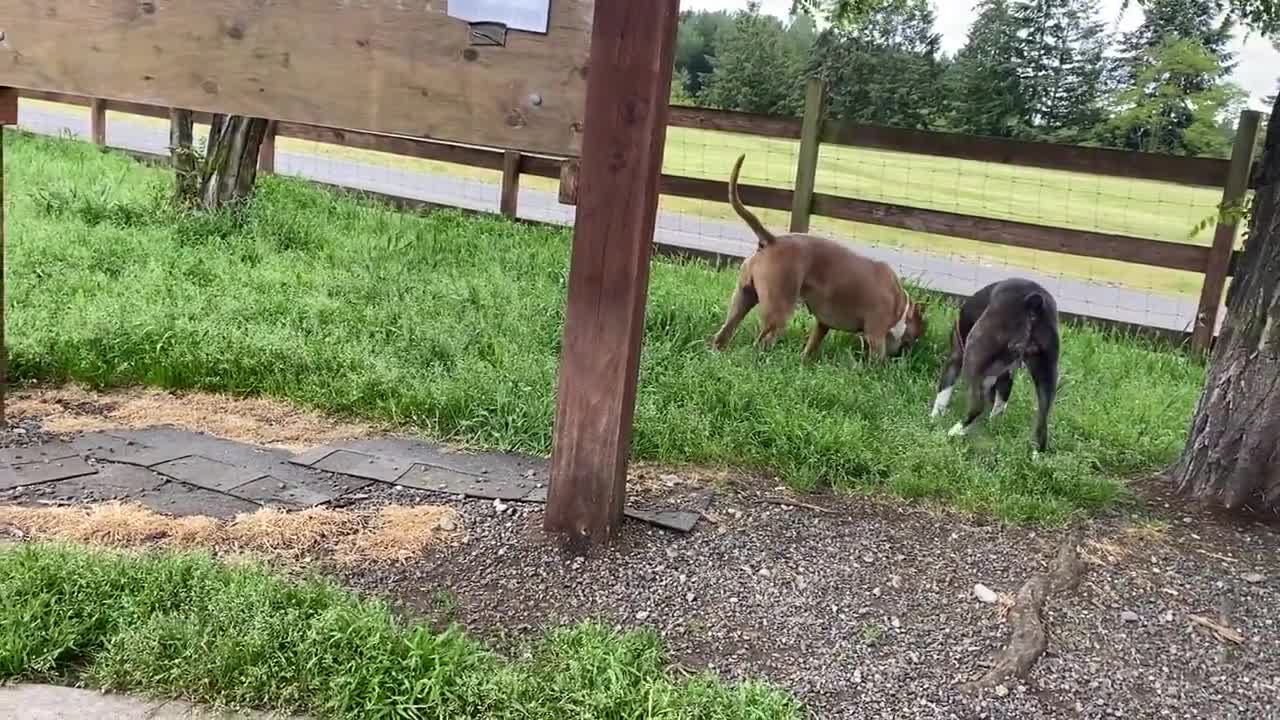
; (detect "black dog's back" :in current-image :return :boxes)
[936,278,1060,452]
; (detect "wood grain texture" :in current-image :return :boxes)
[1,1,592,156]
[547,0,680,545]
[0,91,10,422]
[558,159,580,205]
[790,78,825,233]
[257,120,276,174]
[821,120,1234,188]
[90,98,107,146]
[668,105,802,139]
[1192,111,1262,352]
[812,193,1211,272]
[500,150,521,218]
[0,87,15,125]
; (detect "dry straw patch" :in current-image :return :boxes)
[335,505,464,566]
[8,384,374,451]
[0,502,463,563]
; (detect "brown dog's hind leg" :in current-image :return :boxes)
[754,301,795,350]
[802,323,830,363]
[712,284,759,350]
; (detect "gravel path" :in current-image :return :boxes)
[339,478,1279,720]
[2,418,1277,719]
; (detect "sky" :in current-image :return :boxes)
[683,0,1280,111]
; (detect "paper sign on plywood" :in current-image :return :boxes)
[448,0,552,34]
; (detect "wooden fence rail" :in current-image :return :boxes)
[10,86,1263,349]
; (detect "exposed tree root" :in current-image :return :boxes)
[961,528,1085,692]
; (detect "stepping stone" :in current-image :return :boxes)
[396,464,543,501]
[151,456,264,493]
[231,473,372,509]
[0,441,79,466]
[136,482,260,520]
[301,449,410,483]
[623,508,701,534]
[0,455,97,491]
[27,465,166,503]
[339,438,548,478]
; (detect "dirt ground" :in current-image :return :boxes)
[2,386,1278,720]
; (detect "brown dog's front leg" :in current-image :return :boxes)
[866,333,888,361]
[802,323,830,363]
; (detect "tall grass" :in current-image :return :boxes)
[0,543,799,719]
[4,130,1205,523]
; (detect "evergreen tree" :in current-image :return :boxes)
[1112,0,1235,151]
[810,0,946,129]
[1010,0,1113,142]
[701,3,807,115]
[1100,37,1245,156]
[945,0,1028,136]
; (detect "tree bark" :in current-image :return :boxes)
[1171,93,1280,510]
[167,111,269,210]
[169,109,198,206]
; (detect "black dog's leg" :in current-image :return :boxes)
[931,351,964,418]
[948,378,987,439]
[1027,353,1058,453]
[988,371,1014,419]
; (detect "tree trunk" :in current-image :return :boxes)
[169,109,198,206]
[1171,94,1280,510]
[167,111,269,210]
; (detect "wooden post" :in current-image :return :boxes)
[790,78,825,233]
[545,0,680,546]
[1192,110,1262,353]
[0,88,15,425]
[258,120,276,175]
[558,159,580,206]
[90,98,107,147]
[500,150,521,219]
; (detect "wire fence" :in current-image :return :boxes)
[12,91,1258,342]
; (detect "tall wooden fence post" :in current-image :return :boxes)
[500,150,522,219]
[0,88,16,424]
[1192,109,1262,353]
[790,78,825,233]
[545,0,680,547]
[90,97,107,147]
[258,120,276,175]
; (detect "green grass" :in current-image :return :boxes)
[5,130,1206,523]
[0,543,800,719]
[37,99,1222,297]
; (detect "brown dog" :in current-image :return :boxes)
[711,155,926,360]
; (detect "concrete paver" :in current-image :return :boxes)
[0,684,300,720]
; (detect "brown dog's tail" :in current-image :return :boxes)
[729,154,776,249]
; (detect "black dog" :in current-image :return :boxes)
[930,278,1060,452]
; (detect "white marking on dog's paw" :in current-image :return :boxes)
[1031,449,1042,462]
[948,422,970,437]
[990,398,1008,418]
[930,388,953,418]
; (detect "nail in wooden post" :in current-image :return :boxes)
[258,120,277,175]
[500,150,521,219]
[546,0,680,546]
[1192,110,1262,354]
[90,97,107,147]
[0,88,16,425]
[790,78,825,234]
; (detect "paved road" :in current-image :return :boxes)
[16,102,1204,333]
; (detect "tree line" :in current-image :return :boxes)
[675,0,1280,158]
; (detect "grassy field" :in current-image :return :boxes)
[32,99,1224,297]
[5,130,1206,523]
[0,543,799,718]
